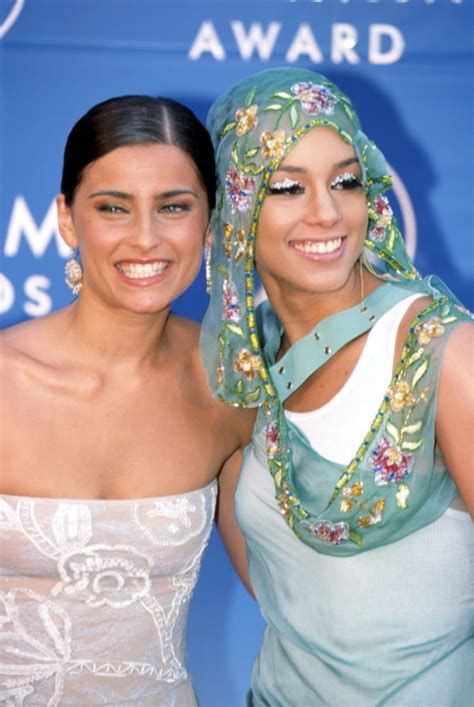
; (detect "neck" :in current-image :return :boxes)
[264,264,381,352]
[60,294,172,371]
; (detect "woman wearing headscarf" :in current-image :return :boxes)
[202,68,473,705]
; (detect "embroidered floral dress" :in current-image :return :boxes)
[0,482,216,705]
[201,68,473,705]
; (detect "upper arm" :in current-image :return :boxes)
[216,446,254,597]
[436,321,474,517]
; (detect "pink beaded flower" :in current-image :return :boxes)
[304,520,350,545]
[290,82,337,116]
[369,195,393,242]
[222,277,241,323]
[225,167,256,213]
[371,437,412,486]
[265,421,281,458]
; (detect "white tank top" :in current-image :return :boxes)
[285,294,423,466]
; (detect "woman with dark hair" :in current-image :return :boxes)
[0,95,253,705]
[203,69,473,705]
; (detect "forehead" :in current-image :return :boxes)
[80,143,203,188]
[277,126,357,169]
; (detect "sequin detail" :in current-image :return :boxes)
[203,69,470,555]
[415,316,445,345]
[387,380,415,412]
[235,104,258,136]
[260,129,286,160]
[223,276,241,323]
[371,438,412,486]
[303,519,350,545]
[290,82,337,116]
[225,167,256,213]
[233,349,262,381]
[368,195,393,242]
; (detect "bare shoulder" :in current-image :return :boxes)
[1,318,45,372]
[436,320,474,515]
[168,314,257,446]
[439,319,474,385]
[0,311,69,391]
[1,309,66,354]
[0,322,41,417]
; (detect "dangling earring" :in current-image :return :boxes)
[204,246,212,295]
[65,251,83,295]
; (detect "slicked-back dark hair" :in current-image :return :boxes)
[60,95,216,210]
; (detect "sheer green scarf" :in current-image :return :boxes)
[201,68,469,554]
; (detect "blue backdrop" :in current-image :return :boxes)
[1,1,473,705]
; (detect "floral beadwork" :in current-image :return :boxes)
[235,104,258,136]
[414,316,445,345]
[396,483,410,509]
[222,276,241,323]
[358,499,385,528]
[223,223,233,260]
[225,167,256,213]
[371,437,412,486]
[233,348,262,381]
[235,228,247,263]
[340,482,364,512]
[53,545,153,609]
[265,421,281,458]
[260,129,286,160]
[368,195,393,242]
[290,82,337,116]
[204,68,472,556]
[303,519,350,545]
[387,379,415,412]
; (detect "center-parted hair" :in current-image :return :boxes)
[60,95,216,211]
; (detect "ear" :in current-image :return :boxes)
[56,194,78,250]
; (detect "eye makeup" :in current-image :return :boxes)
[330,172,362,189]
[267,178,304,195]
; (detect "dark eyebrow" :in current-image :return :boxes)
[161,189,198,198]
[88,189,198,200]
[335,157,359,169]
[274,156,359,175]
[88,190,131,199]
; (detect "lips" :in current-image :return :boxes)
[115,260,170,285]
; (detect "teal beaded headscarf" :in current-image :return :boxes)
[202,67,418,405]
[201,68,468,555]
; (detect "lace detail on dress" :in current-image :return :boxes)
[0,482,217,706]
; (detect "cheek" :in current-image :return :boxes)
[348,197,369,235]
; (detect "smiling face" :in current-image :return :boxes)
[255,127,368,305]
[57,143,210,315]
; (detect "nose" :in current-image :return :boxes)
[129,212,161,251]
[304,186,342,228]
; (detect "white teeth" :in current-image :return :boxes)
[293,238,342,254]
[116,262,167,278]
